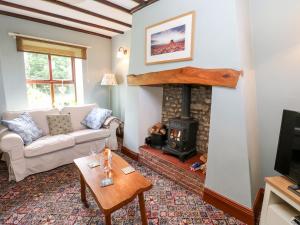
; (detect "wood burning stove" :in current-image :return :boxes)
[163,85,198,161]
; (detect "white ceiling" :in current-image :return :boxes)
[107,0,139,9]
[0,0,156,39]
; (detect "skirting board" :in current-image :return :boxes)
[203,188,265,225]
[253,188,265,224]
[121,146,139,161]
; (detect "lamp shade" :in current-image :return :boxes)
[101,73,117,86]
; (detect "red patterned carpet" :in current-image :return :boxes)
[0,152,245,225]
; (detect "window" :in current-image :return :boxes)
[24,52,77,108]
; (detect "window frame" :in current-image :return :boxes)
[25,54,77,106]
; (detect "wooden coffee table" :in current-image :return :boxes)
[74,152,152,225]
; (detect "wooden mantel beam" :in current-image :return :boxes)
[127,67,242,88]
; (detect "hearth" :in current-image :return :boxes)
[163,85,198,161]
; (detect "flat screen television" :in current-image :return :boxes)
[275,109,300,195]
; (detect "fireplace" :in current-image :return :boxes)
[162,84,212,154]
[126,66,243,198]
[127,66,242,160]
[163,85,198,161]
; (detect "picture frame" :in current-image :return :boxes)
[145,11,195,65]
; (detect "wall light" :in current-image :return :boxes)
[117,47,128,58]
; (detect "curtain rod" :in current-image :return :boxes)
[8,32,91,49]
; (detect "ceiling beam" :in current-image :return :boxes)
[93,0,131,14]
[130,0,159,14]
[0,1,123,34]
[131,0,144,3]
[42,0,131,28]
[0,10,111,39]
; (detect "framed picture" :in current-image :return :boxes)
[145,11,195,65]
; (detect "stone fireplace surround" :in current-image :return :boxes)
[123,65,260,222]
[162,84,212,154]
[139,84,212,195]
[127,66,241,155]
[123,66,242,195]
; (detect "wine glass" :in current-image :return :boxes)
[90,144,97,163]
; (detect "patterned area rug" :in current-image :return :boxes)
[0,152,245,225]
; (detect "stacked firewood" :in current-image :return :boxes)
[199,153,208,174]
[148,122,167,136]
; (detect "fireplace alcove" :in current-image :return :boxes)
[127,66,242,195]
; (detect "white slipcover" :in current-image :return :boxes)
[61,104,96,131]
[2,108,60,135]
[24,135,75,157]
[68,129,110,144]
[0,104,120,182]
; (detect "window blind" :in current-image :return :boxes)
[16,37,87,59]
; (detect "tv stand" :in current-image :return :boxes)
[260,176,300,225]
[288,184,300,197]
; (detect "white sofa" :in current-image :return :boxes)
[0,104,120,182]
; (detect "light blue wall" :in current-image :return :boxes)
[236,0,261,203]
[0,19,28,111]
[251,0,300,178]
[0,59,6,114]
[129,0,240,74]
[125,0,257,207]
[111,31,131,121]
[0,15,111,111]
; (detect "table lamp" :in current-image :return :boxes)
[101,73,117,109]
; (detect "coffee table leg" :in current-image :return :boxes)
[138,193,148,225]
[80,174,89,208]
[104,214,111,225]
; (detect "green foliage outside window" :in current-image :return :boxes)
[27,84,52,108]
[24,53,49,80]
[24,52,76,108]
[52,55,72,80]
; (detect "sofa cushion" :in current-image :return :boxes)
[68,129,110,144]
[2,108,60,135]
[81,107,112,129]
[47,114,73,136]
[61,104,96,131]
[2,113,43,145]
[24,134,75,157]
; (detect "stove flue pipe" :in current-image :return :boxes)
[181,85,191,119]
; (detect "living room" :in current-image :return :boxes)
[1,0,300,225]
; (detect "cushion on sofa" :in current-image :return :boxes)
[61,104,96,131]
[68,129,110,144]
[2,108,60,135]
[81,107,112,129]
[24,134,75,157]
[2,113,43,145]
[47,114,73,136]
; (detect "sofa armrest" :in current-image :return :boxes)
[103,117,120,150]
[0,130,24,160]
[0,124,8,134]
[103,116,121,127]
[104,117,120,137]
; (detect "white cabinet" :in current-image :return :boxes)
[266,204,298,225]
[260,176,300,225]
